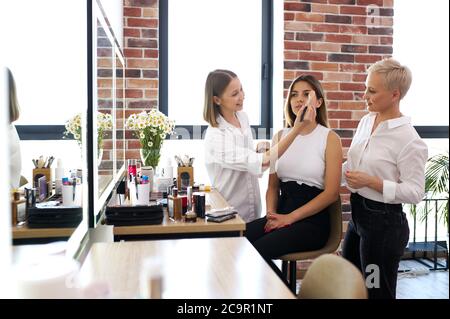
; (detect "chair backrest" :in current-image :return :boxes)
[298,254,368,299]
[325,196,342,251]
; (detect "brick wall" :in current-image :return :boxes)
[123,0,159,160]
[283,0,393,253]
[122,0,394,273]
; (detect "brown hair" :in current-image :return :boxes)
[203,69,237,127]
[7,67,20,123]
[284,74,328,128]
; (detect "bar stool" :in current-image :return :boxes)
[279,197,343,294]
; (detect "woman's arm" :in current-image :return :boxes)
[265,131,282,215]
[266,131,343,230]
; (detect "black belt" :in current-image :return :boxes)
[351,192,402,212]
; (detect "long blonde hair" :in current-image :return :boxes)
[203,69,237,127]
[284,74,328,128]
[7,67,20,123]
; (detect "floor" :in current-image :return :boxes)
[396,259,449,299]
[295,259,449,299]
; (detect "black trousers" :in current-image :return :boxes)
[245,182,330,282]
[342,192,409,299]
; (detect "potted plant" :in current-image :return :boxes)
[410,152,449,250]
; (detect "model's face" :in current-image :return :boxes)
[364,72,395,113]
[214,77,245,113]
[289,81,320,115]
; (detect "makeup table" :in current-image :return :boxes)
[112,189,246,241]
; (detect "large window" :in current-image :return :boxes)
[160,0,273,138]
[394,0,449,138]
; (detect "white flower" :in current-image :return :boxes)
[147,141,153,147]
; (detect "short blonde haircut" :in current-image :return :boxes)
[7,67,20,123]
[203,69,237,127]
[367,58,412,100]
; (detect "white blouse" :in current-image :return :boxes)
[276,124,330,190]
[343,113,428,204]
[204,111,263,222]
[9,124,21,189]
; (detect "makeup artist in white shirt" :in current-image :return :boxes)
[6,67,22,189]
[342,58,428,299]
[203,69,308,222]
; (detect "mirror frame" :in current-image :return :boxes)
[90,0,125,227]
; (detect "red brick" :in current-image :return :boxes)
[327,92,354,101]
[328,111,352,119]
[355,54,382,63]
[338,102,367,110]
[340,82,366,91]
[312,24,340,33]
[311,62,339,71]
[341,132,356,142]
[127,18,158,28]
[340,63,367,73]
[325,34,352,43]
[352,74,367,83]
[299,52,327,61]
[125,89,143,99]
[124,7,142,17]
[124,28,141,37]
[295,12,325,23]
[311,4,339,14]
[285,41,311,51]
[340,6,367,15]
[285,2,311,12]
[284,51,299,60]
[124,48,142,58]
[312,42,341,52]
[340,25,367,35]
[285,12,295,21]
[357,0,383,5]
[340,120,360,128]
[144,49,159,58]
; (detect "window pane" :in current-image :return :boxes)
[394,0,449,126]
[0,0,87,125]
[168,0,262,126]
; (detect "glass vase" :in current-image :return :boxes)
[140,147,161,169]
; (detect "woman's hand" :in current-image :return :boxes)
[344,170,375,189]
[264,212,292,233]
[256,141,270,153]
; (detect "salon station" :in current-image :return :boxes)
[2,0,448,301]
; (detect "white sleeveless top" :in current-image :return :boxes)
[276,124,330,190]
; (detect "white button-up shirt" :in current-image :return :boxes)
[204,111,263,222]
[343,113,428,204]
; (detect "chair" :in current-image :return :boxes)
[279,197,342,293]
[298,254,368,299]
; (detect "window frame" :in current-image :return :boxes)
[159,0,273,140]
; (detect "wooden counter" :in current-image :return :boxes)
[113,189,246,239]
[78,237,295,299]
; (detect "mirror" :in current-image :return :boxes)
[92,0,126,226]
[0,0,89,247]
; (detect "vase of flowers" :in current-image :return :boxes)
[64,112,113,164]
[125,109,175,169]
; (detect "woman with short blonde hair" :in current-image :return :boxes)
[342,58,428,299]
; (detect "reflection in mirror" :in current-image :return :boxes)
[1,0,88,247]
[116,55,125,177]
[97,18,114,198]
[92,0,126,226]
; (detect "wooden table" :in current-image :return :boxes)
[113,190,246,240]
[78,237,295,299]
[12,224,75,245]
